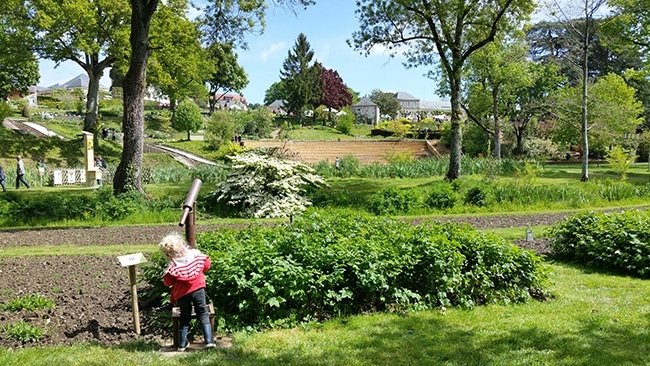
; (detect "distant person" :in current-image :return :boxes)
[15,156,29,189]
[0,165,6,192]
[159,233,216,352]
[36,160,47,187]
[335,157,340,171]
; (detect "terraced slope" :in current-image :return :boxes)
[242,140,447,164]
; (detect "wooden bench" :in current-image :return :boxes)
[171,303,215,348]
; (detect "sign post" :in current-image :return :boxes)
[79,131,100,187]
[117,253,147,335]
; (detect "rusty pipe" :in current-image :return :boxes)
[179,178,202,227]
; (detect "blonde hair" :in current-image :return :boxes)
[159,233,188,259]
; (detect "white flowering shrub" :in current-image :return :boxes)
[213,151,327,218]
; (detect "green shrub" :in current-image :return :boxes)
[549,209,650,277]
[464,185,491,207]
[426,183,459,210]
[367,187,422,215]
[142,210,548,331]
[335,109,354,135]
[3,320,46,343]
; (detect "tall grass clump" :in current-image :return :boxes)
[314,156,525,179]
[549,209,650,277]
[142,209,549,331]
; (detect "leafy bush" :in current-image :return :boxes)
[142,210,548,331]
[606,146,635,181]
[549,209,650,277]
[335,108,354,135]
[210,150,327,218]
[205,110,236,149]
[425,183,459,210]
[464,185,491,207]
[367,187,422,215]
[0,187,184,225]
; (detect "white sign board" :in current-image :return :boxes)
[117,253,147,267]
[53,170,62,185]
[66,169,76,184]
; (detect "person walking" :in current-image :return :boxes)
[159,233,216,352]
[0,165,6,192]
[15,156,30,189]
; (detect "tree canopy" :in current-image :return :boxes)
[369,89,400,119]
[350,0,534,181]
[0,3,38,99]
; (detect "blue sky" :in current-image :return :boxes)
[38,1,444,105]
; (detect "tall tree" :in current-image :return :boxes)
[550,73,643,156]
[507,62,564,155]
[206,43,249,113]
[350,0,534,181]
[314,62,353,122]
[526,19,643,86]
[0,1,39,99]
[464,35,531,159]
[25,0,130,134]
[146,3,211,123]
[114,0,314,195]
[369,89,400,119]
[280,33,320,124]
[544,0,608,181]
[605,0,650,128]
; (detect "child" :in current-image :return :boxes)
[160,233,215,351]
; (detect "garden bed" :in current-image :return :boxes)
[0,213,578,348]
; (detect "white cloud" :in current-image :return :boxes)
[260,42,287,62]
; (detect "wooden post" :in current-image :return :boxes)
[128,265,141,335]
[117,253,146,335]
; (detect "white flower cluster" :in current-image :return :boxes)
[214,152,328,218]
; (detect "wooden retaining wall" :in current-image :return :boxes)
[242,140,447,164]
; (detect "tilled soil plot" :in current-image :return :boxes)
[0,211,604,349]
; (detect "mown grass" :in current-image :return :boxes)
[0,264,647,365]
[285,124,379,141]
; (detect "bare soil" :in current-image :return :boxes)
[0,213,572,349]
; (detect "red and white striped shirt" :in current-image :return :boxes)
[163,249,211,304]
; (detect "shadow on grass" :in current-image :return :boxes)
[169,313,649,365]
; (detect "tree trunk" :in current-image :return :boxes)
[492,87,501,160]
[113,0,159,195]
[580,13,590,182]
[82,53,113,146]
[446,71,463,181]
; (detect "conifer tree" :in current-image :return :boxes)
[280,33,321,123]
